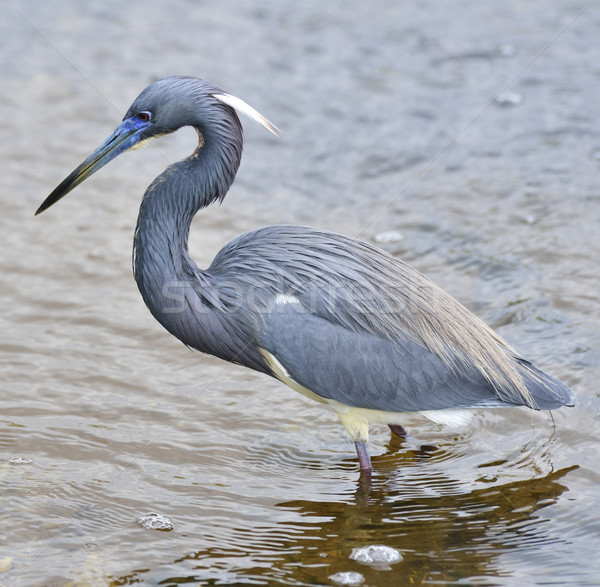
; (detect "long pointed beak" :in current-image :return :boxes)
[36,116,150,215]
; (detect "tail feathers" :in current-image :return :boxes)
[511,358,575,410]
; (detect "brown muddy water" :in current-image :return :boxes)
[2,1,599,585]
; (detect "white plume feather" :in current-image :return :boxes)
[212,93,279,136]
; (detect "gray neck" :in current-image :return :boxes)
[132,121,243,330]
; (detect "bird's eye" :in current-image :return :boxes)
[136,111,151,122]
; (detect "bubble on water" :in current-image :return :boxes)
[9,456,32,465]
[329,571,365,585]
[373,230,405,244]
[479,474,497,483]
[496,43,517,57]
[350,544,403,569]
[520,214,537,225]
[136,512,173,531]
[494,91,523,107]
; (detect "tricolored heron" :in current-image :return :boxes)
[36,76,574,474]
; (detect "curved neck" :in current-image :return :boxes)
[132,121,242,327]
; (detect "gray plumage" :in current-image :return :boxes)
[37,76,575,474]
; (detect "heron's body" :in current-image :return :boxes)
[37,76,575,473]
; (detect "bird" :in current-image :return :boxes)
[36,76,575,475]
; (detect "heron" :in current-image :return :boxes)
[36,76,574,474]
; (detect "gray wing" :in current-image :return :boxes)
[258,301,506,411]
[257,301,572,411]
[207,225,574,411]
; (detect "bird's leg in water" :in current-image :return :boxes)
[354,441,372,473]
[389,424,407,438]
[337,412,372,473]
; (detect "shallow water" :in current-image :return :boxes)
[2,1,599,585]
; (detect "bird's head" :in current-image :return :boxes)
[36,76,277,215]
